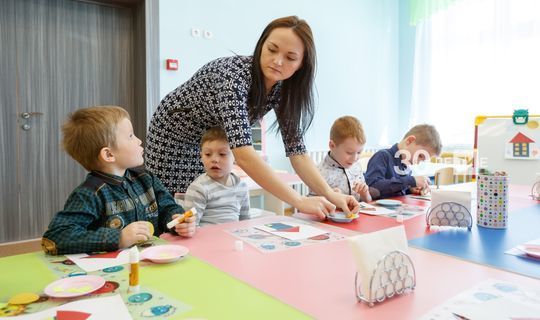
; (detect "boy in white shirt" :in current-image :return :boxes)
[312,116,372,202]
[185,127,251,226]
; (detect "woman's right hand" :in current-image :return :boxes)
[295,196,336,220]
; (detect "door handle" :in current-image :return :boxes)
[21,112,44,119]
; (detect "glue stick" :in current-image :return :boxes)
[166,207,197,229]
[128,246,140,293]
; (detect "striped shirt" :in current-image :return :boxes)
[184,172,250,226]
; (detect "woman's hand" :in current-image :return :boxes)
[295,196,336,219]
[325,191,360,216]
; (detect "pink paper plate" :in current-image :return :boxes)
[140,245,189,264]
[518,245,540,259]
[44,275,105,298]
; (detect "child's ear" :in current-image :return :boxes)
[329,140,336,150]
[99,147,116,163]
[405,135,416,145]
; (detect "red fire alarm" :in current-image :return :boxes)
[166,59,179,70]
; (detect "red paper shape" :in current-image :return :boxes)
[280,226,300,232]
[82,251,122,259]
[56,310,91,320]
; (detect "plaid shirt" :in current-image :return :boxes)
[42,167,183,255]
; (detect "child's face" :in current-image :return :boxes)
[201,139,234,183]
[110,118,144,170]
[329,137,364,169]
[404,141,435,165]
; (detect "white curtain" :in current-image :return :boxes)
[410,0,540,147]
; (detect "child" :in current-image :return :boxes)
[41,106,196,255]
[184,127,251,226]
[365,124,442,199]
[311,116,372,202]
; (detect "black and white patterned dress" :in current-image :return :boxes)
[146,55,306,193]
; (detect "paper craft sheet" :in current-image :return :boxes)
[358,206,396,216]
[419,279,540,320]
[65,250,130,272]
[254,222,328,240]
[9,294,131,320]
[227,226,346,253]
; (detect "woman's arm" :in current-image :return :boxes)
[290,154,360,214]
[232,146,334,219]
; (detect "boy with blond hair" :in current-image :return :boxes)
[184,126,251,226]
[42,106,196,255]
[365,124,442,199]
[312,116,372,202]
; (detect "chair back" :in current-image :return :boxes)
[434,167,456,186]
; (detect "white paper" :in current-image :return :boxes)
[452,297,540,320]
[358,206,396,216]
[431,189,472,212]
[10,294,131,319]
[65,250,130,272]
[347,226,408,298]
[254,222,328,240]
[419,279,540,320]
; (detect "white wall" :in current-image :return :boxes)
[158,0,401,171]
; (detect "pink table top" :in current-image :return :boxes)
[163,216,540,320]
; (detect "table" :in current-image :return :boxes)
[2,183,539,319]
[162,215,540,319]
[0,248,308,319]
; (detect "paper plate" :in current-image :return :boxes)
[44,275,105,298]
[517,245,540,259]
[328,212,358,223]
[140,245,189,264]
[376,199,403,207]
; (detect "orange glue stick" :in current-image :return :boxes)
[166,207,197,229]
[128,246,140,293]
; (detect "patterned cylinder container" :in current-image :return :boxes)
[477,174,509,229]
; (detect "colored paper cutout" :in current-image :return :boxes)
[56,310,91,320]
[82,251,122,259]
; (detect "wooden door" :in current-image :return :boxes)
[0,0,143,242]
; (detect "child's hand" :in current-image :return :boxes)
[172,213,197,238]
[332,187,342,193]
[353,181,372,202]
[414,176,430,189]
[409,186,422,194]
[119,221,152,248]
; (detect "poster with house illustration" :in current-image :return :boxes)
[477,115,540,185]
[505,131,540,160]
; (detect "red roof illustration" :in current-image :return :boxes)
[509,132,535,143]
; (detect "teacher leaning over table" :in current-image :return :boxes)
[146,16,359,219]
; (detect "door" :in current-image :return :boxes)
[0,0,143,242]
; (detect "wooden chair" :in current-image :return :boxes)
[0,238,41,257]
[434,167,456,186]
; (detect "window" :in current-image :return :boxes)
[409,0,540,147]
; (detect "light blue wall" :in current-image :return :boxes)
[159,0,403,171]
[398,0,416,136]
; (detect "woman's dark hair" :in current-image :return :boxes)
[249,16,316,138]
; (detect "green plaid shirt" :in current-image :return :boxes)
[42,167,183,255]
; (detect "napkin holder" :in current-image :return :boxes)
[426,201,472,230]
[531,181,540,200]
[354,250,416,307]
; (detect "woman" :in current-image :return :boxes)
[146,16,358,218]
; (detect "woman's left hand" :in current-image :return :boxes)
[325,191,360,215]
